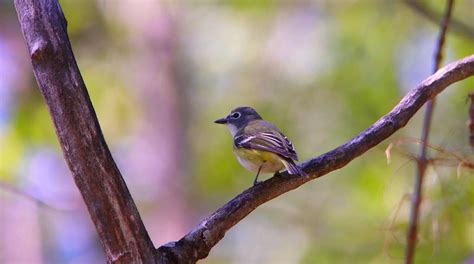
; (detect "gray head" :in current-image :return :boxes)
[215,106,262,135]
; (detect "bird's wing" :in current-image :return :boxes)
[234,121,298,161]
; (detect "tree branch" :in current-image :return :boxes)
[405,0,454,263]
[157,54,474,262]
[13,1,156,263]
[13,0,474,263]
[403,0,474,40]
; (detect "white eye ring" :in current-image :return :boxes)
[230,112,241,119]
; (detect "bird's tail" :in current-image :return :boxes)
[283,158,307,176]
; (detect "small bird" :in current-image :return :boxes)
[215,106,306,185]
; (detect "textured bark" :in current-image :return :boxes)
[12,0,474,263]
[13,1,156,263]
[156,54,474,263]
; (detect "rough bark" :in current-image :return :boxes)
[13,1,156,263]
[156,54,474,263]
[13,0,474,263]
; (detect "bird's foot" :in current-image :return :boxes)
[253,179,261,186]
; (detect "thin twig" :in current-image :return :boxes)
[390,137,474,169]
[157,55,474,263]
[405,1,454,263]
[0,181,55,209]
[13,1,474,262]
[403,0,474,40]
[468,92,474,148]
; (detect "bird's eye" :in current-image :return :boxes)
[230,112,241,119]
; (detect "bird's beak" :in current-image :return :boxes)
[214,116,228,124]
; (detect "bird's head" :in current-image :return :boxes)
[215,106,262,135]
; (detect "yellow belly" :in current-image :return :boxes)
[233,147,285,173]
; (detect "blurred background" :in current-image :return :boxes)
[1,0,473,263]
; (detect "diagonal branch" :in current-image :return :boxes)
[157,54,474,263]
[13,0,474,263]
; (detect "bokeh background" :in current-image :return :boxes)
[1,1,473,263]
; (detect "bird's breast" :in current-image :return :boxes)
[233,147,284,173]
